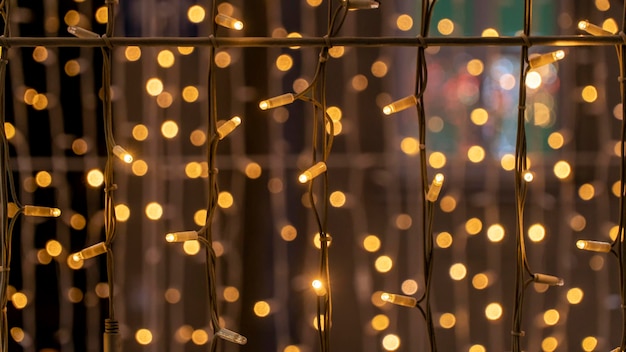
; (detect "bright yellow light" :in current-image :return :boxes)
[135,329,153,345]
[481,28,499,37]
[46,240,63,257]
[436,232,453,248]
[553,160,572,179]
[4,122,15,140]
[541,337,558,352]
[603,18,618,34]
[279,225,297,242]
[328,46,345,58]
[12,292,28,309]
[36,171,52,187]
[95,6,108,24]
[363,235,381,252]
[194,209,207,226]
[613,181,622,198]
[439,313,456,328]
[182,86,199,103]
[325,120,343,136]
[467,59,484,76]
[86,169,104,187]
[125,46,141,61]
[396,14,413,31]
[161,120,179,139]
[178,46,194,55]
[470,108,488,125]
[525,71,542,89]
[183,240,200,255]
[244,162,262,179]
[582,85,598,103]
[32,46,48,63]
[307,0,323,6]
[371,314,390,331]
[465,218,482,235]
[375,256,393,273]
[146,78,164,96]
[224,286,240,302]
[428,152,446,169]
[567,287,584,304]
[437,18,454,35]
[382,334,401,351]
[64,10,80,26]
[485,302,503,320]
[449,263,467,280]
[132,160,148,176]
[254,301,271,317]
[472,273,489,290]
[528,223,546,242]
[547,132,564,149]
[401,137,420,156]
[401,280,418,295]
[284,346,301,352]
[115,204,130,222]
[218,191,234,208]
[467,145,485,163]
[595,0,610,11]
[188,5,206,23]
[132,124,149,141]
[215,51,232,68]
[145,202,163,220]
[276,54,293,71]
[487,224,505,242]
[329,191,346,207]
[67,254,83,269]
[469,345,486,352]
[371,61,389,78]
[157,50,175,68]
[70,213,86,230]
[543,309,560,326]
[287,32,303,49]
[581,336,598,351]
[191,329,209,345]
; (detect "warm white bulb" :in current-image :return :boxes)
[298,162,327,183]
[576,239,611,253]
[71,242,107,261]
[216,328,247,345]
[217,116,242,140]
[165,231,198,243]
[259,93,295,111]
[113,145,133,164]
[215,13,245,31]
[382,95,417,116]
[23,205,61,218]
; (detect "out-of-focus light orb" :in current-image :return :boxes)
[371,314,390,331]
[326,106,342,121]
[328,46,345,58]
[582,336,598,351]
[70,213,86,230]
[375,256,393,273]
[525,71,542,89]
[164,288,181,304]
[183,240,200,255]
[395,214,412,230]
[190,130,206,146]
[612,181,622,198]
[428,116,444,132]
[32,94,48,110]
[135,329,153,345]
[10,327,24,343]
[401,137,420,156]
[223,286,240,302]
[485,302,503,320]
[157,50,175,68]
[437,18,454,35]
[276,54,293,71]
[182,86,199,103]
[95,282,110,298]
[615,103,623,120]
[428,152,446,169]
[371,291,386,307]
[570,214,587,231]
[440,195,456,213]
[185,162,202,178]
[547,132,564,149]
[45,240,63,257]
[4,122,15,140]
[528,223,546,242]
[156,91,174,108]
[284,346,301,352]
[469,345,486,352]
[95,6,108,24]
[554,160,572,179]
[35,171,52,188]
[382,334,401,351]
[371,60,389,78]
[178,46,194,55]
[396,14,413,31]
[215,51,232,68]
[32,46,48,63]
[467,145,486,163]
[465,218,482,235]
[596,0,610,11]
[401,279,418,295]
[293,78,310,93]
[146,78,164,96]
[217,2,234,15]
[187,5,206,23]
[12,292,28,309]
[191,329,209,345]
[145,202,163,220]
[65,60,81,76]
[501,154,515,171]
[499,74,516,90]
[218,191,234,208]
[590,255,604,271]
[543,309,560,326]
[352,74,369,91]
[194,209,207,226]
[436,232,453,248]
[439,313,456,328]
[115,204,130,222]
[472,273,489,290]
[470,108,488,125]
[481,28,499,37]
[487,224,505,242]
[287,32,303,50]
[542,337,558,352]
[449,263,467,280]
[325,120,343,136]
[125,46,141,61]
[363,235,381,252]
[307,0,323,6]
[582,85,598,103]
[132,160,148,176]
[329,191,346,207]
[64,10,80,26]
[603,18,618,34]
[244,162,262,179]
[161,120,179,139]
[68,287,84,303]
[132,124,149,141]
[86,169,104,187]
[467,59,484,76]
[254,301,271,317]
[567,287,584,304]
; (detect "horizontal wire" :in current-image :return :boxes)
[1,35,625,48]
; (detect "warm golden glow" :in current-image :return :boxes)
[487,224,505,242]
[363,235,381,252]
[45,240,63,257]
[161,120,179,139]
[12,292,28,309]
[428,152,446,169]
[132,160,148,176]
[382,334,401,351]
[436,232,453,249]
[187,5,206,23]
[396,14,413,31]
[472,273,490,290]
[528,223,546,242]
[481,28,499,37]
[465,218,482,235]
[157,49,175,68]
[95,6,108,24]
[581,336,598,351]
[182,86,199,103]
[371,314,390,331]
[567,287,584,304]
[375,256,393,273]
[439,313,456,328]
[86,169,104,187]
[437,18,454,35]
[244,162,262,179]
[371,60,388,78]
[215,51,232,68]
[36,171,52,187]
[543,309,560,326]
[553,160,572,180]
[146,78,164,96]
[145,202,163,220]
[582,85,598,103]
[115,204,130,222]
[191,329,209,345]
[401,280,418,295]
[125,46,141,61]
[541,337,558,352]
[485,302,503,320]
[467,59,484,76]
[253,301,271,317]
[135,329,153,345]
[470,108,488,125]
[276,54,293,71]
[449,263,467,280]
[132,124,149,141]
[223,286,240,302]
[329,191,346,207]
[218,191,234,208]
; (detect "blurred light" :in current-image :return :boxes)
[36,171,52,187]
[10,327,24,343]
[86,169,104,187]
[465,218,482,235]
[439,313,456,328]
[132,124,149,141]
[582,336,598,351]
[12,292,28,309]
[215,51,232,68]
[352,74,368,91]
[554,160,572,179]
[146,78,164,96]
[182,86,200,103]
[145,202,163,220]
[542,337,558,352]
[582,85,598,103]
[174,326,193,343]
[481,28,499,37]
[135,329,153,345]
[191,330,209,345]
[603,18,618,34]
[590,255,604,271]
[287,32,303,49]
[467,59,484,76]
[395,214,412,230]
[525,71,542,89]
[70,214,86,230]
[157,49,175,68]
[328,46,345,58]
[485,302,503,320]
[164,288,181,304]
[4,123,15,140]
[46,240,63,257]
[65,60,81,76]
[595,0,610,11]
[567,287,584,304]
[132,160,148,176]
[375,256,393,273]
[436,232,453,248]
[437,18,454,35]
[487,224,505,242]
[382,334,401,351]
[32,46,48,63]
[218,191,234,208]
[95,6,108,24]
[543,309,560,326]
[194,209,207,226]
[428,152,446,169]
[190,130,206,146]
[428,116,444,132]
[188,5,206,23]
[470,108,488,125]
[472,273,489,290]
[440,195,456,213]
[371,61,389,78]
[72,138,89,155]
[547,132,564,149]
[64,10,80,26]
[178,47,194,55]
[449,263,467,280]
[276,54,293,71]
[401,280,418,295]
[68,287,83,303]
[186,162,203,178]
[528,224,546,242]
[95,282,109,298]
[329,191,346,207]
[363,235,381,252]
[396,14,413,31]
[157,92,173,108]
[469,345,486,352]
[371,314,390,331]
[125,46,141,61]
[224,286,240,302]
[401,137,419,155]
[280,225,297,242]
[499,74,516,90]
[115,204,130,222]
[183,240,200,255]
[570,214,587,231]
[467,145,485,163]
[307,0,323,6]
[254,301,271,317]
[285,346,301,352]
[161,120,179,139]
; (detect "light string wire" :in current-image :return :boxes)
[0,1,10,351]
[618,0,626,350]
[412,0,438,351]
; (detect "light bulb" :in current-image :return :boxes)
[381,292,417,307]
[298,162,327,183]
[528,50,565,69]
[217,116,242,140]
[23,205,61,218]
[576,240,611,253]
[382,95,417,115]
[67,26,100,39]
[112,145,133,163]
[165,231,199,243]
[71,242,107,261]
[342,0,380,10]
[259,93,295,110]
[522,170,534,183]
[533,273,564,286]
[426,173,444,202]
[311,279,327,296]
[215,13,244,31]
[216,328,247,345]
[578,20,613,36]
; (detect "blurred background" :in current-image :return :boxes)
[3,0,625,351]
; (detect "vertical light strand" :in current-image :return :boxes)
[0,1,10,350]
[618,1,626,350]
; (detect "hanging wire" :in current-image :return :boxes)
[618,1,626,350]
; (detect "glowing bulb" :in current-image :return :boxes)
[533,273,564,286]
[523,170,534,182]
[298,162,327,183]
[215,13,244,30]
[165,231,199,243]
[67,26,100,38]
[380,292,417,307]
[382,95,417,115]
[217,116,242,140]
[576,240,611,253]
[311,279,327,296]
[259,93,295,110]
[426,173,444,202]
[578,20,613,36]
[216,328,247,345]
[112,145,133,163]
[528,50,565,69]
[71,242,107,261]
[23,205,61,217]
[343,0,380,10]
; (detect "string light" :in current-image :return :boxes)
[576,240,612,253]
[215,13,244,31]
[298,162,327,184]
[578,20,613,36]
[382,95,417,115]
[528,50,565,69]
[70,242,107,261]
[426,173,444,202]
[342,0,381,10]
[259,93,295,110]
